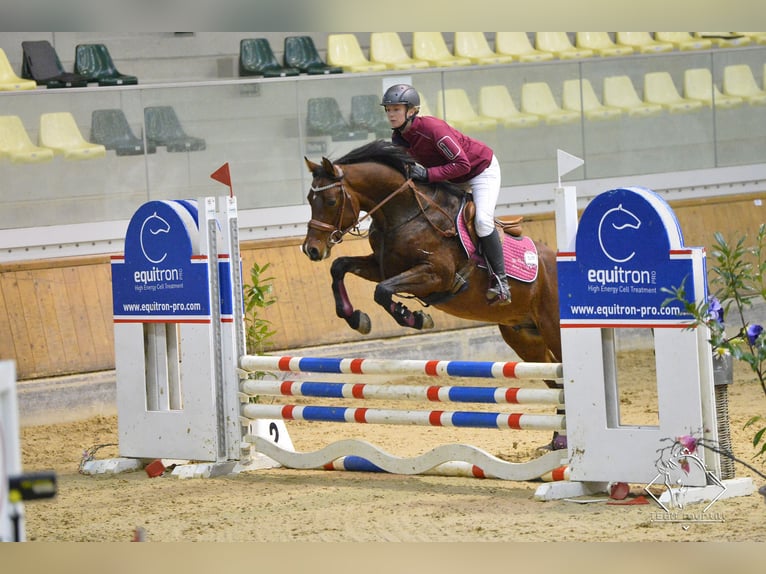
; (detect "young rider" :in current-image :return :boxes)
[381,83,510,304]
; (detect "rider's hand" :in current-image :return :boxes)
[410,162,428,182]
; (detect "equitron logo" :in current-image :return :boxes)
[139,212,172,264]
[597,204,641,263]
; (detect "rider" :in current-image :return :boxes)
[381,83,511,305]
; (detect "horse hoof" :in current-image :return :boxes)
[552,434,568,450]
[354,311,371,335]
[418,312,434,330]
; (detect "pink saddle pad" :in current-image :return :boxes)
[457,207,539,283]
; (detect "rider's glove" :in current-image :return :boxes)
[410,162,429,182]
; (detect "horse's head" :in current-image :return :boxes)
[302,156,361,261]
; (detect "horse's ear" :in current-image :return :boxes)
[304,157,320,173]
[321,157,335,175]
[321,157,343,179]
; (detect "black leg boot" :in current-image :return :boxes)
[479,229,511,305]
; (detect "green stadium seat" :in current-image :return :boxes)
[306,97,368,141]
[350,95,391,138]
[91,109,156,156]
[284,36,342,75]
[74,44,138,86]
[144,106,206,152]
[239,38,300,78]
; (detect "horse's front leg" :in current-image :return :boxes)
[330,254,382,335]
[374,265,446,330]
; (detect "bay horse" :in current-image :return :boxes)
[302,141,563,444]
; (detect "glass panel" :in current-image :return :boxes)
[1,45,764,232]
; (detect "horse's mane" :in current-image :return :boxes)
[333,140,465,196]
[336,140,414,176]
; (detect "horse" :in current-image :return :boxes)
[302,141,563,447]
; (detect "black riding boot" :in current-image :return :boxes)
[479,229,511,305]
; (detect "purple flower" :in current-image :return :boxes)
[677,434,698,454]
[746,324,763,346]
[708,296,724,325]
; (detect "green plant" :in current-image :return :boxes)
[242,261,277,355]
[662,224,766,459]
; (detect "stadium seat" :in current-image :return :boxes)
[306,97,368,141]
[737,32,766,45]
[350,95,392,138]
[694,32,751,48]
[478,85,541,128]
[535,32,593,59]
[144,106,206,152]
[412,32,471,67]
[643,72,704,113]
[683,68,743,108]
[722,64,766,105]
[654,32,712,51]
[91,109,156,155]
[239,38,300,77]
[453,32,514,65]
[0,115,54,162]
[602,75,663,116]
[0,49,37,90]
[74,43,138,86]
[436,89,497,131]
[614,32,673,53]
[38,112,106,160]
[21,40,88,88]
[520,82,581,125]
[417,95,433,117]
[326,34,387,72]
[562,79,623,120]
[575,33,634,57]
[494,32,554,62]
[369,33,429,70]
[283,36,342,75]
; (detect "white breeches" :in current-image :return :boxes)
[468,154,501,238]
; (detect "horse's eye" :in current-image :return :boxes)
[326,197,337,207]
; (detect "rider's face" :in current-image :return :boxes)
[384,104,409,129]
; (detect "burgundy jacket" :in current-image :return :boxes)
[392,115,493,184]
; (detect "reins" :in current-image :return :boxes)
[308,173,457,244]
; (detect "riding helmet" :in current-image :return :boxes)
[381,84,420,108]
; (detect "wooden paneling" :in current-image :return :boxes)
[2,191,764,380]
[0,256,115,379]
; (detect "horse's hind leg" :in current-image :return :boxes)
[373,266,441,330]
[498,323,566,450]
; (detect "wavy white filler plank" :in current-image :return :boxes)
[248,437,566,481]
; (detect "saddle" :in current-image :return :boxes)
[418,190,529,306]
[461,198,523,240]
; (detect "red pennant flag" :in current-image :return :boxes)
[210,162,232,196]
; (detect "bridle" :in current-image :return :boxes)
[307,171,360,245]
[307,165,457,246]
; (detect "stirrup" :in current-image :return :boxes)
[486,275,511,305]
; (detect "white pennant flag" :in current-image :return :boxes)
[556,149,584,186]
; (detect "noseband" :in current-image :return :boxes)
[308,177,356,244]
